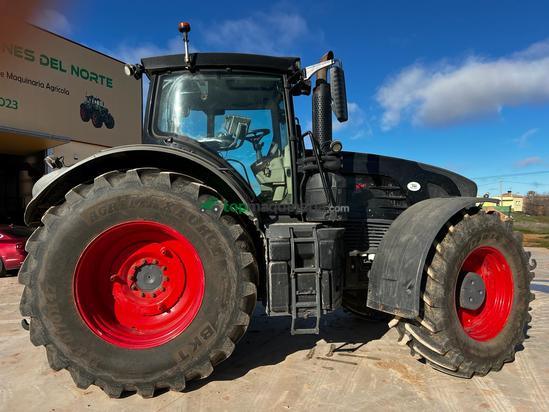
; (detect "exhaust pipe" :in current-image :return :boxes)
[312,51,333,154]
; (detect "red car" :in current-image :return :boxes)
[0,225,33,276]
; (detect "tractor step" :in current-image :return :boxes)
[266,223,345,335]
[290,225,322,335]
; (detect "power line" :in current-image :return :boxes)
[504,180,549,186]
[473,170,549,180]
[477,180,549,187]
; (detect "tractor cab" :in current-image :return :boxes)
[153,70,293,203]
[129,22,349,211]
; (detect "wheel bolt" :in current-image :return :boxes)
[152,293,157,298]
[131,284,138,291]
[161,247,168,255]
[140,292,146,298]
[152,259,159,265]
[141,259,147,265]
[164,276,170,282]
[130,276,136,281]
[161,287,166,292]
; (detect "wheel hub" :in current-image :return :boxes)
[135,263,164,291]
[459,272,486,310]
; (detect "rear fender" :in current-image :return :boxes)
[367,197,494,318]
[25,145,256,226]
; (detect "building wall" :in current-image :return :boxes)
[483,195,524,213]
[0,24,142,224]
[0,24,142,149]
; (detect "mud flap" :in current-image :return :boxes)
[367,197,494,318]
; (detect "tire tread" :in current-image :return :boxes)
[18,168,258,398]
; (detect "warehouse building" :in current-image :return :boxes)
[0,23,142,224]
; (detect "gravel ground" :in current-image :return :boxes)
[0,248,547,412]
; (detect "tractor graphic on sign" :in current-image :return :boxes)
[80,95,115,129]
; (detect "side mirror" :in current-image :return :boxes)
[330,66,348,122]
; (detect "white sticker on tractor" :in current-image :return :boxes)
[407,181,421,192]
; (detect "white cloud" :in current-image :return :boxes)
[32,9,72,36]
[100,37,182,64]
[333,102,372,140]
[513,39,549,59]
[514,128,539,147]
[97,6,311,63]
[202,10,310,55]
[515,156,544,168]
[377,39,549,130]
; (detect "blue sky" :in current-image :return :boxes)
[35,0,549,195]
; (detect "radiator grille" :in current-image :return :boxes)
[340,219,392,253]
[347,174,409,220]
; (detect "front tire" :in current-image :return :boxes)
[19,169,257,397]
[105,114,115,129]
[394,209,534,377]
[343,289,391,322]
[80,104,90,122]
[91,112,103,128]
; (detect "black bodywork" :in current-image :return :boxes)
[27,52,482,332]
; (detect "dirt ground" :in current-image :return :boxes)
[1,248,548,412]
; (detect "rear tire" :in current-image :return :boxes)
[393,209,534,377]
[0,259,6,277]
[19,168,258,398]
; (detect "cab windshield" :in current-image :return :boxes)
[154,72,292,203]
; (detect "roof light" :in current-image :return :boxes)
[178,22,191,33]
[178,21,191,66]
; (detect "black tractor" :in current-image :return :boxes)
[20,22,535,398]
[80,95,115,129]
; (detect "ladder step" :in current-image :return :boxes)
[293,267,317,273]
[292,237,315,243]
[290,226,322,335]
[291,327,319,335]
[295,302,318,308]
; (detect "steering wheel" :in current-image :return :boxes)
[243,128,270,143]
[242,128,270,160]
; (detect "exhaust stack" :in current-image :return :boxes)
[312,51,334,153]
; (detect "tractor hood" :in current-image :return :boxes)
[340,151,477,218]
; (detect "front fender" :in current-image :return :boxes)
[367,197,494,318]
[25,144,256,225]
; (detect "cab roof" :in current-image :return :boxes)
[142,52,301,76]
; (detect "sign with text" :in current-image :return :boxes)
[0,24,142,147]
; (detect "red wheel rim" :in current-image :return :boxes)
[456,246,514,341]
[74,221,205,349]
